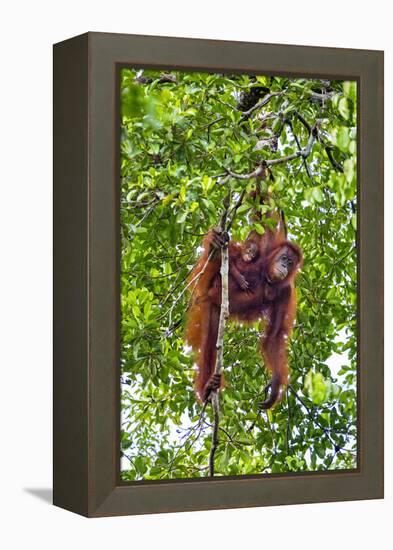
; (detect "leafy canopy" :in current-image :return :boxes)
[120,69,357,480]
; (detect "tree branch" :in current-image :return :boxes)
[240,92,283,119]
[286,119,314,182]
[324,144,344,173]
[227,190,246,231]
[209,393,220,476]
[208,192,231,476]
[220,123,318,181]
[294,111,311,134]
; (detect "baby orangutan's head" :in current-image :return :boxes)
[241,240,259,263]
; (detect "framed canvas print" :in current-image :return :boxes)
[53,32,384,517]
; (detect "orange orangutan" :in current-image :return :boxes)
[186,204,302,409]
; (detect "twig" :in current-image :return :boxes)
[247,409,261,432]
[227,190,246,230]
[324,246,355,280]
[204,116,226,142]
[133,202,159,227]
[161,249,215,325]
[165,402,208,477]
[286,120,314,182]
[121,451,136,468]
[294,111,311,134]
[324,144,344,173]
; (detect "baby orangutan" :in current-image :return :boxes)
[229,239,260,293]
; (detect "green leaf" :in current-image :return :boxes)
[176,210,188,224]
[311,187,324,203]
[338,97,350,120]
[333,127,350,152]
[343,81,357,103]
[253,223,265,235]
[304,371,328,405]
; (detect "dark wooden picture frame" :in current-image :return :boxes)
[53,32,383,517]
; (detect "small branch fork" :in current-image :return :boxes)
[221,124,319,183]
